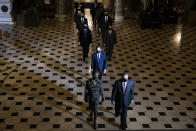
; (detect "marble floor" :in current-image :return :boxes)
[0,9,196,131]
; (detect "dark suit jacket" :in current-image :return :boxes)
[111,79,134,109]
[91,52,107,73]
[76,17,88,31]
[96,7,104,22]
[103,30,117,46]
[100,16,112,33]
[79,28,92,47]
[90,2,98,18]
[84,78,103,104]
[74,10,81,22]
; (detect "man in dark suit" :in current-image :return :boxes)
[90,0,98,27]
[111,72,135,131]
[99,11,112,40]
[85,71,104,129]
[79,24,92,62]
[78,2,85,13]
[96,4,104,33]
[76,13,88,31]
[74,6,82,23]
[91,46,107,80]
[103,25,117,60]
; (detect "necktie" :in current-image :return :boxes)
[123,82,126,94]
[97,53,100,62]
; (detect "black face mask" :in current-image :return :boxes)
[123,78,128,82]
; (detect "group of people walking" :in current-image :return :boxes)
[74,1,134,131]
[74,0,117,62]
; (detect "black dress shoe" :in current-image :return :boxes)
[83,59,85,62]
[121,127,126,131]
[115,112,120,117]
[93,122,97,129]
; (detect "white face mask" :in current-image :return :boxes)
[123,74,128,81]
[97,47,101,53]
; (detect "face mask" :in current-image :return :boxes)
[123,75,128,82]
[123,78,128,82]
[97,48,101,53]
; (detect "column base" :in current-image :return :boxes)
[55,14,66,19]
[114,16,124,22]
[0,16,13,24]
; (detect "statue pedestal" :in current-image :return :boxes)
[0,0,13,24]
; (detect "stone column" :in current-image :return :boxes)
[55,0,66,18]
[55,0,73,19]
[181,0,195,25]
[0,0,13,24]
[112,0,124,22]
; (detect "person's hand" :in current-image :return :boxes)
[91,69,93,72]
[104,69,107,74]
[99,28,101,32]
[111,101,115,105]
[78,42,80,45]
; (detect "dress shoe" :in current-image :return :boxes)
[93,121,97,129]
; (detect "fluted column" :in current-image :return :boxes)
[0,0,13,24]
[112,0,124,22]
[55,0,73,19]
[55,0,66,18]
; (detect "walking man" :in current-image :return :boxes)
[103,25,117,60]
[111,72,135,131]
[91,46,107,80]
[79,24,92,62]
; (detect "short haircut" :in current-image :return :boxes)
[123,72,128,76]
[96,45,101,49]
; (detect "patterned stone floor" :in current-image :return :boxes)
[0,9,196,130]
